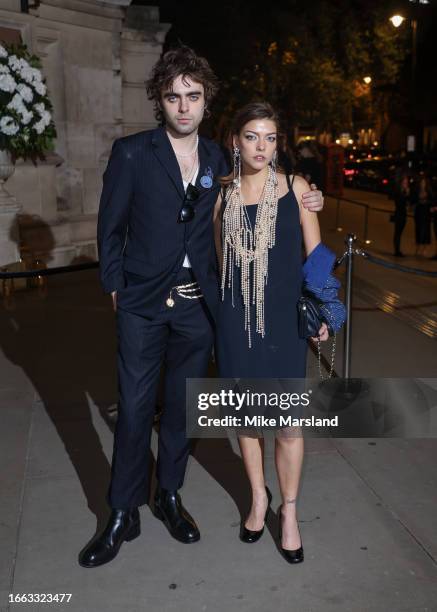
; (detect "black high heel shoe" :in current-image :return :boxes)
[278,505,304,563]
[240,486,272,543]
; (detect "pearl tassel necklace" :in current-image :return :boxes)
[221,165,279,347]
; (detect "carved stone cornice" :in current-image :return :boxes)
[30,0,127,22]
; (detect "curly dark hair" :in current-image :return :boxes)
[145,45,219,123]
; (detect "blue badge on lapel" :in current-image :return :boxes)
[200,166,213,189]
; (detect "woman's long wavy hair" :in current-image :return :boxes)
[220,102,285,186]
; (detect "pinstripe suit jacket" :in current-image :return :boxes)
[97,126,228,320]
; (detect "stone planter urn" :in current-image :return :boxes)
[0,149,15,187]
[0,149,22,267]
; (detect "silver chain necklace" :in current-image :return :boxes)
[174,135,199,158]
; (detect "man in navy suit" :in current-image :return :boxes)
[79,46,324,568]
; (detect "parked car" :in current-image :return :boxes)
[343,158,398,194]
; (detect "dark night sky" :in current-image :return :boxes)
[134,0,437,124]
[155,0,272,78]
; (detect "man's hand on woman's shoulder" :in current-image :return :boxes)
[302,181,324,212]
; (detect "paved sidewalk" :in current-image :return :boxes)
[330,187,437,268]
[0,192,436,611]
[322,190,437,377]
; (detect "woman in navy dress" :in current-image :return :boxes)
[214,102,328,564]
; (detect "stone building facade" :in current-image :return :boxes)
[0,0,169,267]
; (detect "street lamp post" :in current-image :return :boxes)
[361,77,375,145]
[408,0,430,95]
[389,11,418,88]
[411,17,417,94]
[389,1,427,152]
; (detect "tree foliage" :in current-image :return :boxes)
[213,0,409,138]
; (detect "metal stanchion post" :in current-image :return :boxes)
[343,233,356,379]
[316,232,365,419]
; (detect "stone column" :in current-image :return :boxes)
[0,151,21,267]
[121,5,171,135]
[0,2,170,267]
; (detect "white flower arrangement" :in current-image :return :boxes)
[0,42,56,162]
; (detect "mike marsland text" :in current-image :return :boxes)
[197,415,339,427]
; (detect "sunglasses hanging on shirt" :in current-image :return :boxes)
[178,183,200,223]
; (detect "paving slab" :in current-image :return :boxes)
[332,438,437,560]
[0,389,34,612]
[8,433,437,612]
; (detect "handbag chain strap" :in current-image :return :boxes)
[317,304,337,380]
[317,334,336,380]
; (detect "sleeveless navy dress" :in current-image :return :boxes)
[215,176,308,378]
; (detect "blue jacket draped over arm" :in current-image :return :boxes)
[302,242,346,332]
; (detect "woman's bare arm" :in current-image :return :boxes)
[291,175,328,341]
[291,174,321,257]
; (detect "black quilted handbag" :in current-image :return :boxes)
[297,295,334,339]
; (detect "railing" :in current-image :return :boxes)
[331,194,414,245]
[0,261,98,279]
[336,233,437,378]
[1,239,436,379]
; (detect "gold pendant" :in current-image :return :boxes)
[166,297,175,308]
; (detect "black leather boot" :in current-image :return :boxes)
[153,486,200,543]
[78,508,140,568]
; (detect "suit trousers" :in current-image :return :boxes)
[107,269,214,509]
